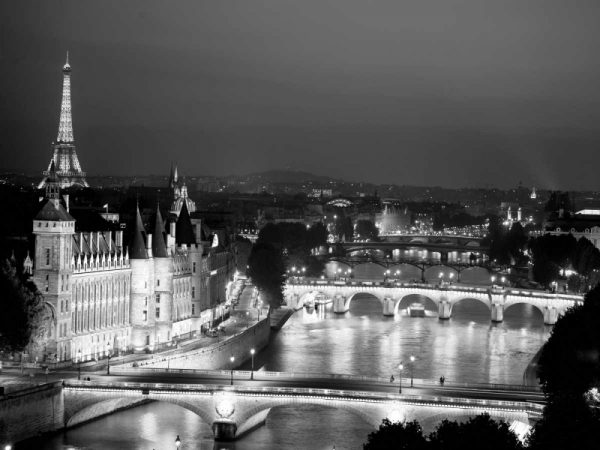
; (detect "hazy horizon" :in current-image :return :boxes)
[2,1,600,190]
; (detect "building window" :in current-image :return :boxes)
[155,307,160,319]
[193,262,196,273]
[143,310,147,321]
[192,304,195,315]
[192,286,195,298]
[157,279,160,287]
[145,335,150,346]
[45,248,51,266]
[155,293,160,304]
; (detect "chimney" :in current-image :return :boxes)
[147,234,153,258]
[195,222,202,243]
[63,194,70,213]
[116,230,123,249]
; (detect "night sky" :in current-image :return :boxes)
[1,0,600,189]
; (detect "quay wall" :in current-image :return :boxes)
[0,382,64,446]
[134,317,271,370]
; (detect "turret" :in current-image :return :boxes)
[152,205,169,258]
[32,170,75,362]
[176,201,195,246]
[152,204,174,342]
[129,205,148,260]
[129,205,156,350]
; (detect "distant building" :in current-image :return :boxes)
[545,210,600,250]
[168,163,196,216]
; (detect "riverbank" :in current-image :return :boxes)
[134,316,271,370]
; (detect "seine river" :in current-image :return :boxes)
[20,295,550,450]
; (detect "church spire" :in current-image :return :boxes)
[129,204,148,259]
[152,204,169,257]
[57,51,74,143]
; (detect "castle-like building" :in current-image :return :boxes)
[31,168,234,362]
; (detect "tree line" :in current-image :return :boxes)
[247,222,328,311]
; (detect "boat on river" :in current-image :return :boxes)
[408,302,425,317]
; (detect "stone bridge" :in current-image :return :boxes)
[334,238,488,263]
[285,282,583,325]
[0,375,544,445]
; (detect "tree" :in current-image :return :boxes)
[0,259,47,353]
[537,286,600,395]
[363,419,428,450]
[483,216,511,265]
[363,415,524,450]
[246,243,286,311]
[306,222,328,250]
[355,219,380,241]
[506,222,528,263]
[429,414,524,450]
[528,286,600,449]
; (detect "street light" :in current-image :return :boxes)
[491,275,496,285]
[230,355,235,385]
[106,343,112,375]
[77,349,82,381]
[398,362,404,393]
[410,355,415,387]
[250,348,256,380]
[175,434,181,448]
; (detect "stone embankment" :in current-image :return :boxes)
[134,316,271,370]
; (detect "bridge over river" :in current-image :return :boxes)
[285,281,583,325]
[0,369,545,444]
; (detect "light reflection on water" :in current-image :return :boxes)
[20,295,549,450]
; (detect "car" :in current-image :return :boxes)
[206,328,219,337]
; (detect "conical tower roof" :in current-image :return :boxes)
[129,205,148,259]
[152,205,169,257]
[175,201,195,245]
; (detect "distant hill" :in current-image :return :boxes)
[242,169,340,184]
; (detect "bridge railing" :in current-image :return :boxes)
[109,367,542,393]
[62,379,544,414]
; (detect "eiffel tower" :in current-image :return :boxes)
[38,53,88,189]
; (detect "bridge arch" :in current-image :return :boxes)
[351,262,387,279]
[396,294,438,315]
[346,291,384,309]
[387,263,423,282]
[423,265,459,283]
[459,266,491,285]
[65,393,215,430]
[504,302,545,324]
[450,297,492,317]
[236,398,385,434]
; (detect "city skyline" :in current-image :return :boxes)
[2,1,600,190]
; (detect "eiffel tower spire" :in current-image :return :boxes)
[57,51,74,143]
[38,53,88,189]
